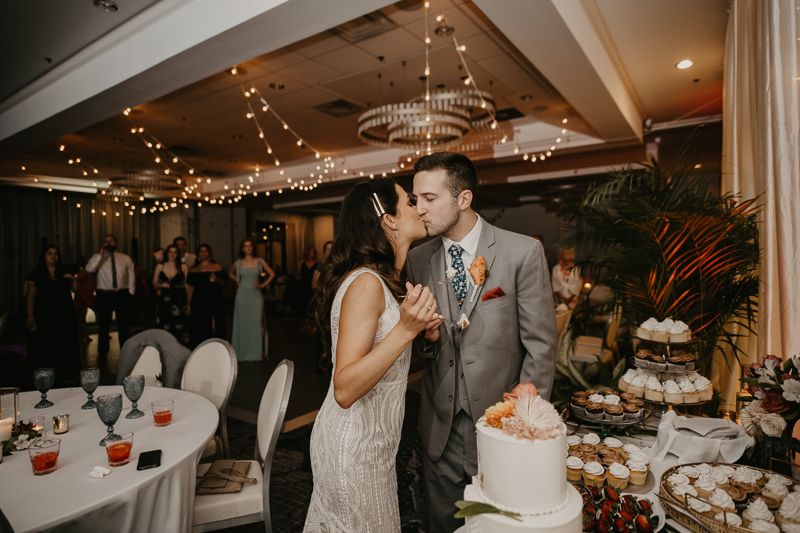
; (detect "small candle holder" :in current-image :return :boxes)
[0,387,20,437]
[52,414,69,434]
[29,416,45,436]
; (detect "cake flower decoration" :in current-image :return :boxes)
[468,255,488,303]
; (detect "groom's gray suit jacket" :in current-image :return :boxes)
[407,221,557,461]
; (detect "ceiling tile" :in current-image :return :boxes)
[289,31,349,59]
[276,60,342,87]
[356,28,425,62]
[315,45,382,73]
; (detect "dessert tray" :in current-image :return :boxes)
[658,462,794,533]
[568,409,645,428]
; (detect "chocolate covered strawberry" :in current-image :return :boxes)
[634,514,654,533]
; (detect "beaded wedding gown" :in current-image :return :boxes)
[304,269,411,532]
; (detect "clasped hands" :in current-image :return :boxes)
[398,282,445,344]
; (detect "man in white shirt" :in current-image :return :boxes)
[154,237,196,267]
[85,234,136,364]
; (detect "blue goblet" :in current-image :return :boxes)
[80,367,100,410]
[96,394,122,446]
[32,368,55,409]
[123,375,145,419]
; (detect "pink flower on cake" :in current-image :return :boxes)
[485,400,515,429]
[501,395,562,441]
[502,382,539,402]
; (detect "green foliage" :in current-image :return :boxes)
[454,501,522,521]
[561,137,760,374]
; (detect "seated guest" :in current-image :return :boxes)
[186,244,227,347]
[552,247,582,310]
[25,245,81,374]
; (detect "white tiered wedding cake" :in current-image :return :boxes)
[462,384,582,533]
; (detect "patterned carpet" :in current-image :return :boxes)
[220,390,429,533]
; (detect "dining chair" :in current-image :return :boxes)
[570,307,622,366]
[182,338,238,460]
[130,346,163,387]
[192,359,294,533]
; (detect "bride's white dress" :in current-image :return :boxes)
[303,268,411,532]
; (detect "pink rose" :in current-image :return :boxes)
[503,383,539,402]
[751,363,764,370]
[765,354,782,363]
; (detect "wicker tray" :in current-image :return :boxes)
[658,461,795,533]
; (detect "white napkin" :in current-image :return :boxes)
[647,411,754,464]
[89,465,111,479]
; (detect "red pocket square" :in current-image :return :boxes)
[481,287,506,302]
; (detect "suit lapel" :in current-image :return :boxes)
[428,239,456,344]
[463,223,497,320]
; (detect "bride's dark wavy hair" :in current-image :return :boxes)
[315,177,406,350]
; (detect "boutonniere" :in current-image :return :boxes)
[468,256,488,303]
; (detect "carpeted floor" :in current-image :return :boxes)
[220,390,429,533]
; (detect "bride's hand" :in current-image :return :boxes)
[398,282,436,337]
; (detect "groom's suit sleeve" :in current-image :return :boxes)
[516,239,557,400]
[407,258,437,359]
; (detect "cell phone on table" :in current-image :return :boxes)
[137,450,162,471]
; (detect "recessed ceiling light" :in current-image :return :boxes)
[94,0,119,12]
[676,60,694,69]
[268,82,285,90]
[520,94,533,101]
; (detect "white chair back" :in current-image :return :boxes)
[182,339,238,458]
[131,346,162,387]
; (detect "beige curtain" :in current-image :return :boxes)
[720,0,800,407]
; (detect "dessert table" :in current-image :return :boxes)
[0,385,218,533]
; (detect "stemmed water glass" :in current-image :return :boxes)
[96,394,122,446]
[32,368,55,409]
[123,375,145,419]
[80,367,100,410]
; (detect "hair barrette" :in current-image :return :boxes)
[371,192,386,218]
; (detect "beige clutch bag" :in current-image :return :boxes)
[196,459,257,494]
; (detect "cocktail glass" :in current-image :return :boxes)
[151,400,174,427]
[96,394,122,446]
[32,368,55,409]
[123,375,145,419]
[105,431,134,467]
[28,437,60,475]
[80,367,100,410]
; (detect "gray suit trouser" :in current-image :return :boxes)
[423,411,478,533]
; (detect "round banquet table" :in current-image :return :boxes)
[0,386,218,533]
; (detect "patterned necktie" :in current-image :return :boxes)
[448,244,467,308]
[110,253,118,289]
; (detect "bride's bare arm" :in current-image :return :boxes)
[333,274,436,409]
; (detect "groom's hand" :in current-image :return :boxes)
[423,315,444,343]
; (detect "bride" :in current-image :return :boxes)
[304,178,437,532]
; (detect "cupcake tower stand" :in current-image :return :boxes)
[564,408,644,439]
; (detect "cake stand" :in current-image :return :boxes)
[564,407,644,439]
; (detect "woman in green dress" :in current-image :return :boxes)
[228,239,275,361]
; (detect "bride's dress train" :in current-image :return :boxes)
[303,268,411,532]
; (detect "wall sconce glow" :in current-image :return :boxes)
[675,60,694,69]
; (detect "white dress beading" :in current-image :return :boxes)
[303,268,411,533]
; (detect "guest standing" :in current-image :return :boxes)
[153,244,190,346]
[186,244,227,347]
[85,234,135,366]
[228,239,275,361]
[154,236,196,267]
[297,246,318,320]
[25,245,81,373]
[552,247,582,310]
[73,255,96,344]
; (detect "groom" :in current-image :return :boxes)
[406,152,557,533]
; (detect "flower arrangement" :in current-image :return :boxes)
[739,355,800,472]
[483,383,563,441]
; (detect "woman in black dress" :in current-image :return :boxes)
[25,245,81,374]
[153,244,190,346]
[186,244,227,347]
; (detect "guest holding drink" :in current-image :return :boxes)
[186,244,227,347]
[228,239,275,361]
[153,244,190,346]
[25,245,80,373]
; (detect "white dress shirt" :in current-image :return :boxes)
[441,214,482,286]
[85,251,136,294]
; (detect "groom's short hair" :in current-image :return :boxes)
[414,152,478,199]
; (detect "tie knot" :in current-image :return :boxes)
[448,244,463,258]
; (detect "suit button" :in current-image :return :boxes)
[461,374,464,380]
[449,360,454,367]
[448,395,453,402]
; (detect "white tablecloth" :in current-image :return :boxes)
[0,386,218,533]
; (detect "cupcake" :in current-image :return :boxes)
[693,377,713,401]
[651,324,670,343]
[707,488,736,513]
[749,519,780,533]
[603,404,624,423]
[582,433,601,450]
[648,354,667,371]
[603,437,623,453]
[693,474,718,499]
[572,391,590,400]
[671,483,698,504]
[579,444,598,455]
[743,498,775,527]
[677,465,700,483]
[602,454,625,468]
[781,523,800,533]
[666,355,686,373]
[582,461,606,488]
[602,394,621,406]
[663,380,683,404]
[585,389,599,396]
[764,477,789,503]
[688,497,714,517]
[680,381,700,403]
[582,454,602,465]
[734,466,764,486]
[566,456,584,482]
[776,493,800,528]
[683,354,697,372]
[627,375,646,398]
[621,443,640,459]
[568,449,585,458]
[603,389,619,396]
[607,463,630,491]
[754,494,780,511]
[637,318,659,340]
[714,512,742,527]
[709,468,729,488]
[627,461,648,486]
[585,402,604,421]
[623,403,642,421]
[714,464,737,478]
[694,463,713,476]
[644,376,664,402]
[570,396,588,417]
[620,392,636,402]
[719,484,748,511]
[627,451,650,473]
[667,473,691,488]
[767,473,793,487]
[566,435,582,450]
